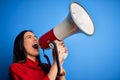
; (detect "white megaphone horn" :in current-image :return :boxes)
[39,2,95,49]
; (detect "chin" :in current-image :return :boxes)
[34,51,39,56]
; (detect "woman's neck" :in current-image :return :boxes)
[27,55,36,62]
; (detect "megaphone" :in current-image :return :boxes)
[39,2,95,49]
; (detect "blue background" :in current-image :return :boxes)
[0,0,120,80]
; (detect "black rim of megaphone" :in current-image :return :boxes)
[69,2,95,36]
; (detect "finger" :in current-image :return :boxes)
[63,53,68,59]
[61,58,64,64]
[65,48,68,53]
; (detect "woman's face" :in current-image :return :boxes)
[23,32,39,59]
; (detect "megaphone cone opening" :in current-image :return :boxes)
[70,2,95,36]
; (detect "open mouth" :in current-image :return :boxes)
[32,43,39,49]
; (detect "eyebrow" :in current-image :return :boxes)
[24,35,37,39]
[24,35,32,39]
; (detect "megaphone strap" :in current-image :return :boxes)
[42,49,51,67]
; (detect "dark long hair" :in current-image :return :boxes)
[12,30,49,73]
[13,30,28,62]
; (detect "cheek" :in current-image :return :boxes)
[24,41,32,52]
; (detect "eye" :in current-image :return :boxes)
[27,35,32,39]
[34,35,38,39]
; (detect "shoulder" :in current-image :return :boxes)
[9,62,24,73]
[10,63,21,69]
[9,63,30,80]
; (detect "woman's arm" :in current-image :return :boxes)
[57,68,66,80]
[58,76,66,80]
[47,40,68,80]
[47,62,58,80]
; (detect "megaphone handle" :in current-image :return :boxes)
[52,42,61,75]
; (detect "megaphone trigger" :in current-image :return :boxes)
[49,43,54,49]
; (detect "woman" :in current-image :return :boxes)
[9,30,68,80]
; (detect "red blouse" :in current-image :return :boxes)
[9,58,50,80]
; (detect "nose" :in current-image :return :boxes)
[33,36,38,41]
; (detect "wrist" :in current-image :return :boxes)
[58,73,65,76]
[58,68,66,76]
